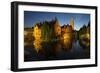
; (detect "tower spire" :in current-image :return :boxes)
[70,17,74,30]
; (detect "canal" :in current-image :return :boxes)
[24,38,90,62]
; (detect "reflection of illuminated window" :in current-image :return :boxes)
[33,39,42,53]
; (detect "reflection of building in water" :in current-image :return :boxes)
[53,42,62,56]
[33,39,42,53]
[63,38,73,50]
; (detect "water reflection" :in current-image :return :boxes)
[24,37,90,61]
[33,39,42,53]
[79,39,90,49]
[61,37,73,51]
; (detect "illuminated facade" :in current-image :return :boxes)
[61,24,73,39]
[33,24,41,40]
[53,18,61,37]
[32,17,74,40]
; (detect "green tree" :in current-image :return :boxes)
[41,21,55,41]
[41,21,48,41]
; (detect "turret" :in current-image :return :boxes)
[70,17,74,30]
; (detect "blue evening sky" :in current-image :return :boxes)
[24,11,90,30]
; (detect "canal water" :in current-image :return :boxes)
[24,39,90,62]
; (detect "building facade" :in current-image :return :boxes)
[53,18,61,38]
[33,24,41,40]
[33,17,74,40]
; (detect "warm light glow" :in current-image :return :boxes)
[33,39,42,53]
[33,25,41,40]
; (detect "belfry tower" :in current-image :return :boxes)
[70,17,74,30]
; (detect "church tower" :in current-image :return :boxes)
[70,17,74,30]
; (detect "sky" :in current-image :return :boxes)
[24,11,90,30]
